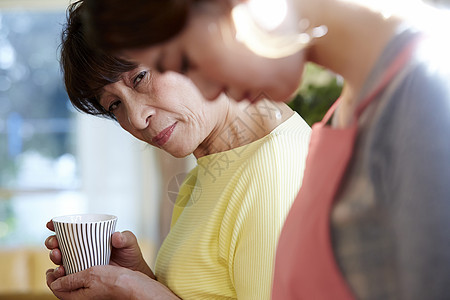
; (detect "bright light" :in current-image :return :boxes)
[231,0,327,58]
[247,0,288,31]
[0,41,16,69]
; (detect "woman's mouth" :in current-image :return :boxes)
[152,122,177,147]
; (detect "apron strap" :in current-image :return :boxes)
[321,97,342,125]
[321,34,422,126]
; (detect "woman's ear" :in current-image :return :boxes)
[229,0,316,58]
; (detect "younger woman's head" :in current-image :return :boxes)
[82,0,307,103]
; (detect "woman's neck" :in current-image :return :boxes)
[194,98,294,158]
[303,0,402,105]
[297,0,403,127]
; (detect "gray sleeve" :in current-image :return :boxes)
[372,64,450,299]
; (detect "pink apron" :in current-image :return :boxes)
[272,37,421,299]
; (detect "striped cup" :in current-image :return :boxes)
[52,214,117,275]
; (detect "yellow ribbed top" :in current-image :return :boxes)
[154,113,311,299]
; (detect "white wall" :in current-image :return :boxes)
[76,114,161,246]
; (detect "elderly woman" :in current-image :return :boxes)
[80,0,450,299]
[44,2,311,299]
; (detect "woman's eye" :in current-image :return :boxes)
[108,100,121,112]
[133,71,147,86]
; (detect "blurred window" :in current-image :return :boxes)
[0,10,85,246]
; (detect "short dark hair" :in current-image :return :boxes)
[83,0,191,51]
[60,0,137,119]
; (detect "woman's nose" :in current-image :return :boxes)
[127,102,154,131]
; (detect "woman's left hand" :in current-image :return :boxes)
[46,264,180,300]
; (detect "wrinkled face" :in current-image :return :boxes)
[122,2,306,103]
[99,68,218,157]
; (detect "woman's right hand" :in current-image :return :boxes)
[47,264,179,300]
[45,221,155,279]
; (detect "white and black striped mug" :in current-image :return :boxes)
[52,214,117,275]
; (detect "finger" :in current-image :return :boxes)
[111,230,138,249]
[49,248,63,265]
[45,235,59,249]
[46,266,65,288]
[46,220,55,231]
[46,268,56,288]
[50,269,87,292]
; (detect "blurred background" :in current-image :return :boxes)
[0,0,448,299]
